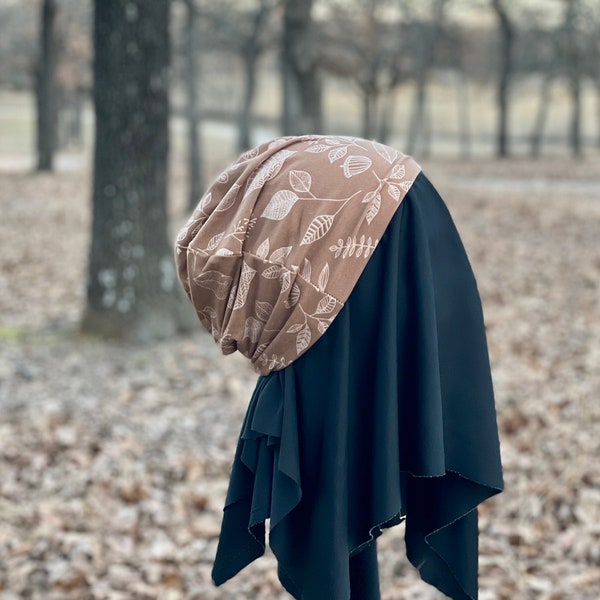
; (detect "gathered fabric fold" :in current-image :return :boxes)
[211,172,503,600]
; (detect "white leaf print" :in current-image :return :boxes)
[289,170,312,193]
[255,238,270,259]
[262,265,282,279]
[316,294,337,314]
[216,248,234,257]
[279,270,292,294]
[318,263,330,290]
[361,190,378,203]
[215,183,241,212]
[255,300,273,322]
[194,270,233,300]
[287,323,304,334]
[328,146,348,163]
[365,193,381,225]
[233,262,257,310]
[270,246,293,264]
[227,284,238,309]
[317,320,330,334]
[300,215,334,245]
[217,170,229,183]
[341,155,372,178]
[261,189,299,220]
[200,192,212,212]
[390,163,406,179]
[356,235,365,258]
[400,180,414,192]
[244,150,295,197]
[243,317,263,343]
[302,258,312,282]
[372,141,398,164]
[239,146,259,161]
[325,137,342,145]
[306,144,330,153]
[206,232,225,251]
[388,184,401,201]
[296,323,312,354]
[284,283,301,308]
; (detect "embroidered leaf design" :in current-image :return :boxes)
[289,170,312,193]
[233,262,257,310]
[341,155,372,178]
[316,294,337,314]
[400,180,414,192]
[388,184,401,201]
[306,144,330,153]
[255,238,270,259]
[390,163,406,179]
[284,283,301,308]
[296,324,312,354]
[365,193,381,225]
[215,183,241,212]
[279,270,292,293]
[262,265,282,279]
[318,263,330,290]
[243,317,263,343]
[261,189,299,220]
[356,234,366,258]
[372,141,398,164]
[206,232,225,251]
[302,258,312,282]
[317,320,330,334]
[194,270,233,300]
[244,150,295,197]
[216,248,234,257]
[227,284,238,309]
[217,170,229,183]
[325,137,342,145]
[239,146,259,161]
[287,323,304,334]
[361,190,378,203]
[300,215,334,245]
[255,300,274,322]
[270,246,293,264]
[328,146,348,163]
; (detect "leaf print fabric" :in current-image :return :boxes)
[174,135,421,374]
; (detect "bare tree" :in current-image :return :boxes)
[182,0,203,210]
[281,0,322,135]
[36,0,58,171]
[490,0,515,158]
[562,0,583,156]
[83,0,190,341]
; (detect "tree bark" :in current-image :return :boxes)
[36,0,58,171]
[83,0,191,342]
[563,0,582,157]
[530,71,554,158]
[491,0,514,158]
[281,0,322,135]
[184,0,203,210]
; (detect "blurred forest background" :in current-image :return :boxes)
[1,0,599,599]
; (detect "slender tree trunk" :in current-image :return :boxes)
[36,0,58,171]
[406,0,447,155]
[184,0,203,210]
[378,88,397,144]
[564,0,582,157]
[530,71,554,158]
[456,68,471,159]
[361,85,378,139]
[83,0,190,342]
[491,0,514,158]
[281,0,322,135]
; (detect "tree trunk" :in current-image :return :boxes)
[491,0,514,158]
[83,0,191,342]
[405,0,447,156]
[564,0,582,157]
[361,85,378,140]
[281,0,322,135]
[184,0,203,210]
[378,88,397,144]
[530,71,554,158]
[36,0,58,171]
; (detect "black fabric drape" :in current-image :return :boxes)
[211,172,503,599]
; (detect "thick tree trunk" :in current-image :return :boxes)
[184,0,203,210]
[405,0,447,156]
[36,0,58,171]
[530,71,554,158]
[83,0,191,342]
[281,0,322,135]
[491,0,514,158]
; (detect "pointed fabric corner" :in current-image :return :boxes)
[211,172,503,599]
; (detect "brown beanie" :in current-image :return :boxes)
[175,135,421,375]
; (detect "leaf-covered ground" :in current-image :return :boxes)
[1,157,599,599]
